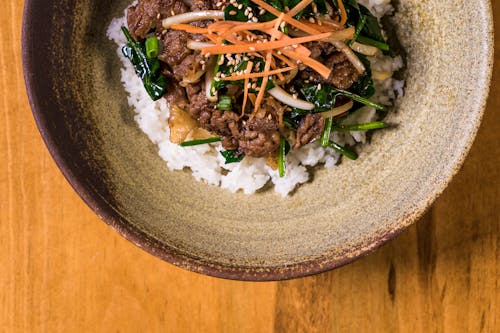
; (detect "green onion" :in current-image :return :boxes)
[336,89,385,110]
[180,137,221,147]
[333,121,389,131]
[321,117,333,147]
[328,141,359,160]
[217,95,232,110]
[145,36,159,59]
[278,136,287,177]
[349,15,367,46]
[356,36,390,52]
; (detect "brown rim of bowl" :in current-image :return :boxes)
[21,0,494,281]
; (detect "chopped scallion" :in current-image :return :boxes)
[145,36,159,59]
[180,137,221,147]
[356,36,390,52]
[333,121,389,131]
[217,95,232,110]
[349,15,367,46]
[328,141,359,160]
[321,117,333,147]
[278,136,287,177]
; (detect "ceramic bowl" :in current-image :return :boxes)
[22,0,493,280]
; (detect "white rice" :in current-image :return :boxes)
[107,1,403,196]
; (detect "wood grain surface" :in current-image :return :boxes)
[1,1,499,332]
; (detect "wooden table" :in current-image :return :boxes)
[1,1,499,332]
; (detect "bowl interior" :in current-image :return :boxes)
[23,0,492,280]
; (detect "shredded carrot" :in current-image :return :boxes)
[287,0,314,17]
[201,32,332,55]
[253,51,273,115]
[249,0,321,35]
[220,66,294,81]
[298,21,339,32]
[337,0,347,26]
[280,49,331,78]
[219,20,276,38]
[240,61,254,118]
[272,51,297,67]
[263,29,311,57]
[170,24,209,34]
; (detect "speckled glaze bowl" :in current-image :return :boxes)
[22,0,493,280]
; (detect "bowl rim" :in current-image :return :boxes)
[21,0,494,281]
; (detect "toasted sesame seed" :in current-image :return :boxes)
[309,17,315,23]
[248,13,254,19]
[292,44,298,48]
[292,93,298,99]
[171,9,175,16]
[157,13,161,19]
[318,84,322,90]
[238,4,243,9]
[280,21,286,29]
[216,1,223,7]
[251,83,257,89]
[229,10,237,15]
[161,29,168,35]
[259,9,266,15]
[252,17,258,22]
[249,46,256,51]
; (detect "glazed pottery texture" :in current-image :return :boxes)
[22,0,493,280]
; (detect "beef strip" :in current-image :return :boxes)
[238,117,280,157]
[158,30,191,67]
[294,113,325,148]
[171,52,205,82]
[301,42,361,90]
[127,0,188,40]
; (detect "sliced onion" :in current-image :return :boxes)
[320,100,353,118]
[326,40,365,74]
[372,70,392,81]
[350,41,379,56]
[187,40,216,50]
[268,86,314,110]
[180,69,206,86]
[204,56,218,102]
[162,11,225,29]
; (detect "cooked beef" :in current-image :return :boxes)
[171,53,204,82]
[294,113,325,148]
[238,118,280,157]
[301,42,360,90]
[165,81,188,110]
[158,31,191,67]
[127,0,188,40]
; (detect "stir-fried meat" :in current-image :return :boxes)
[302,42,361,90]
[127,0,188,40]
[171,53,205,82]
[164,81,188,110]
[295,113,325,148]
[158,31,191,67]
[238,118,280,157]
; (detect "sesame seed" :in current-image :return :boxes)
[214,77,221,82]
[218,57,225,65]
[238,4,243,9]
[244,8,249,15]
[309,17,315,23]
[318,84,322,90]
[202,64,206,70]
[247,82,252,88]
[204,53,211,58]
[248,13,254,19]
[157,13,161,19]
[216,1,223,6]
[221,73,226,78]
[252,17,258,22]
[251,83,257,89]
[292,44,298,48]
[229,10,237,15]
[259,9,266,15]
[249,46,256,51]
[161,29,168,35]
[171,9,175,16]
[292,93,298,99]
[280,21,286,29]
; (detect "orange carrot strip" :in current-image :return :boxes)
[272,51,297,67]
[201,31,332,55]
[241,61,254,118]
[298,20,339,32]
[263,29,311,57]
[337,0,347,26]
[253,51,273,114]
[249,0,321,34]
[287,0,314,17]
[170,24,209,34]
[280,49,331,78]
[220,66,294,81]
[220,20,277,37]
